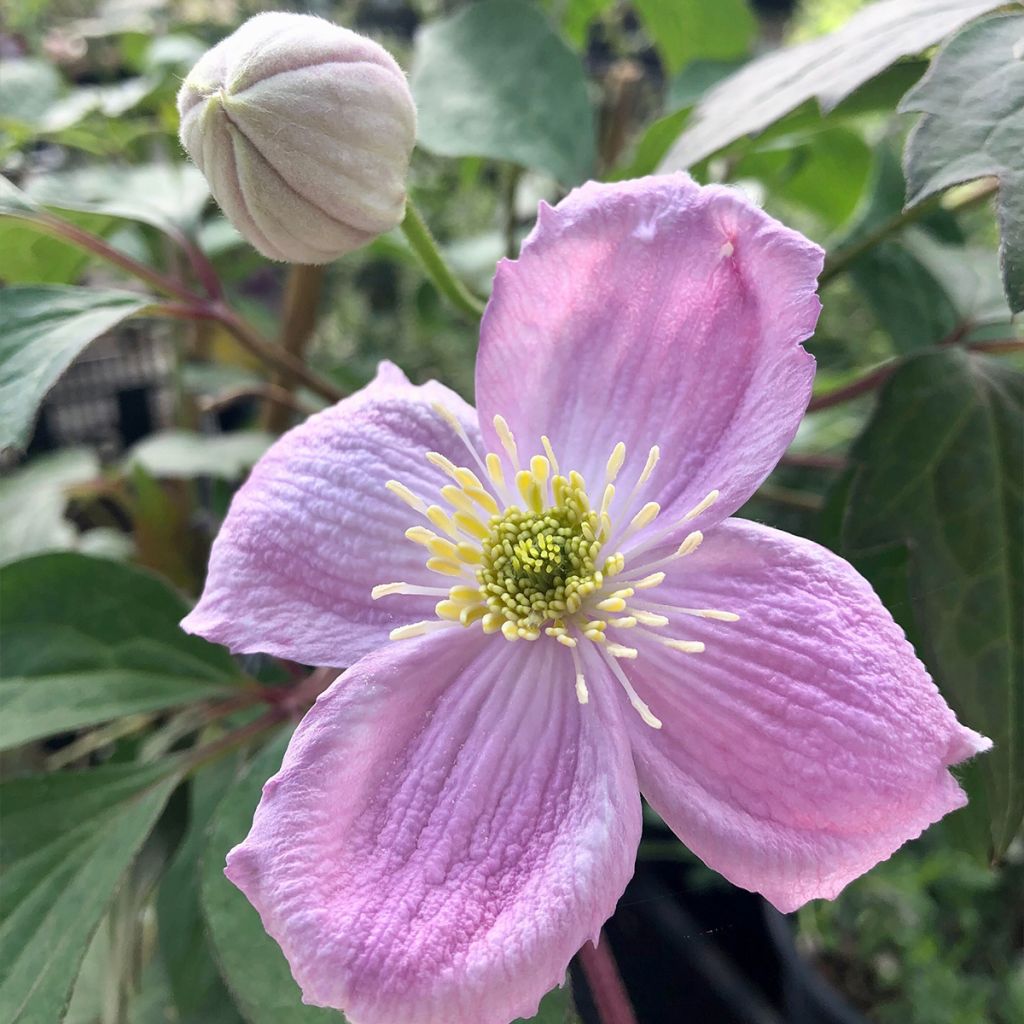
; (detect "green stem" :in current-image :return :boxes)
[400,200,486,321]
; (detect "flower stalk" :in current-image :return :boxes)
[577,936,638,1024]
[400,199,487,320]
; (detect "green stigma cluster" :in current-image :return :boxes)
[478,482,604,638]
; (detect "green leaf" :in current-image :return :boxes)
[125,430,274,480]
[23,163,211,233]
[0,58,63,127]
[202,729,338,1023]
[900,13,1024,312]
[560,0,613,48]
[411,0,596,184]
[0,449,100,565]
[633,0,755,75]
[521,982,579,1023]
[659,0,1005,170]
[0,552,241,752]
[838,350,1023,859]
[158,755,246,1023]
[0,284,151,451]
[0,759,183,1024]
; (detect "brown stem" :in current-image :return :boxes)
[780,452,848,471]
[152,300,344,404]
[199,383,319,418]
[807,361,896,412]
[264,264,327,431]
[577,935,638,1024]
[962,337,1024,355]
[32,213,198,303]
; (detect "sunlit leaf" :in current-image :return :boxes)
[0,285,150,451]
[125,430,274,480]
[0,449,100,565]
[412,0,595,184]
[900,12,1024,311]
[633,0,755,75]
[659,0,1004,170]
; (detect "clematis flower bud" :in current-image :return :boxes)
[177,12,417,264]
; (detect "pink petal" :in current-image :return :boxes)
[226,632,641,1024]
[625,518,989,913]
[475,175,823,534]
[182,362,480,666]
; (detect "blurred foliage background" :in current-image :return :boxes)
[1,1,1021,1023]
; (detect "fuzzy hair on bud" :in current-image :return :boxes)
[177,12,417,264]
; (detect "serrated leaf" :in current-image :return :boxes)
[125,430,274,480]
[0,285,151,451]
[0,759,183,1024]
[838,350,1023,858]
[412,0,596,184]
[659,0,1004,171]
[0,449,100,565]
[900,12,1024,312]
[0,552,241,751]
[201,729,337,1024]
[633,0,755,75]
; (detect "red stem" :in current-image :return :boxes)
[577,935,638,1024]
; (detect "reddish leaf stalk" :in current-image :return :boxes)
[577,935,638,1024]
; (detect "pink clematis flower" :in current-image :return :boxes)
[184,175,989,1024]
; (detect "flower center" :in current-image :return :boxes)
[374,406,738,728]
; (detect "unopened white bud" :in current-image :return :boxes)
[177,12,416,264]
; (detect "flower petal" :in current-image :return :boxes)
[624,518,989,913]
[226,632,641,1024]
[475,175,823,533]
[182,361,480,666]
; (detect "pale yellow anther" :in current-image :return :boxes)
[453,512,490,540]
[541,436,560,476]
[460,604,486,626]
[684,608,741,622]
[663,639,706,653]
[386,480,425,511]
[557,634,578,648]
[629,502,661,532]
[426,557,466,578]
[501,620,520,641]
[389,621,436,641]
[608,616,638,629]
[684,489,720,521]
[515,470,543,513]
[371,583,408,599]
[440,484,477,516]
[435,600,464,621]
[426,505,459,538]
[456,542,483,564]
[607,643,638,659]
[450,585,482,603]
[603,553,626,576]
[427,537,459,561]
[634,572,666,589]
[599,484,615,520]
[633,700,662,729]
[638,446,660,487]
[633,610,669,627]
[481,612,504,634]
[530,455,550,488]
[485,452,505,490]
[464,486,500,516]
[609,587,635,600]
[575,674,590,703]
[596,596,627,613]
[405,526,437,547]
[605,442,626,484]
[431,402,464,435]
[425,451,458,476]
[493,415,520,469]
[676,530,704,557]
